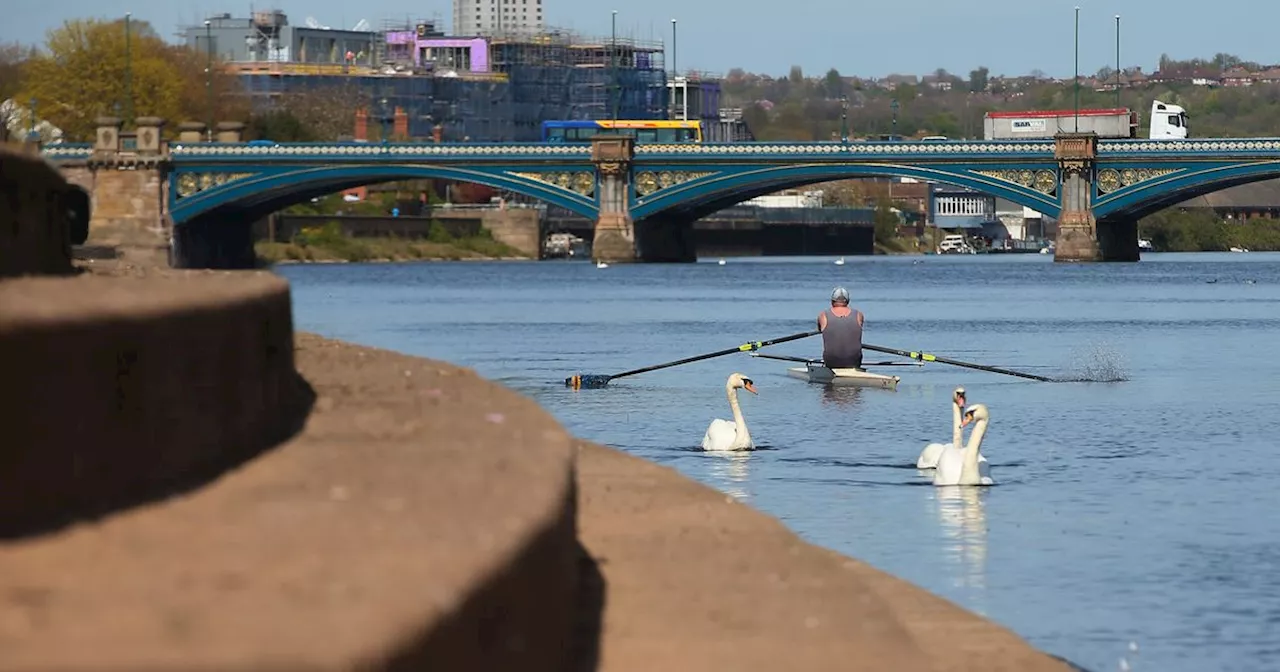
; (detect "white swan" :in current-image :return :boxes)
[701,372,757,451]
[917,386,966,469]
[834,256,845,265]
[934,404,994,486]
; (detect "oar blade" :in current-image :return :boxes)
[565,374,613,389]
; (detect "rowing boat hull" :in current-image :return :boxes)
[786,364,900,390]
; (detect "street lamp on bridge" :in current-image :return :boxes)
[1073,6,1080,133]
[1115,14,1122,109]
[891,98,899,138]
[204,20,213,142]
[840,94,848,143]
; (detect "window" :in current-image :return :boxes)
[1167,114,1181,127]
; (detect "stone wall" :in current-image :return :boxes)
[0,142,90,277]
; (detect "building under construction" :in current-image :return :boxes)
[193,11,686,142]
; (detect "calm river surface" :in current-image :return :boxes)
[277,252,1280,672]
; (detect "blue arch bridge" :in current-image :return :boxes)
[41,117,1280,266]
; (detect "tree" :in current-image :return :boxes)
[271,82,367,141]
[872,198,900,245]
[245,109,319,142]
[824,68,844,99]
[968,66,989,93]
[1,42,31,136]
[18,18,243,141]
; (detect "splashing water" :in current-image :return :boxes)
[1056,341,1130,383]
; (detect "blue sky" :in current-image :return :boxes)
[4,0,1273,79]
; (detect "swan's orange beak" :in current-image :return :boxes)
[961,412,974,427]
[743,381,758,395]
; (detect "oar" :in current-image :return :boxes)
[862,343,1052,382]
[749,352,922,367]
[565,330,819,389]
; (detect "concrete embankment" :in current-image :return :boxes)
[0,151,1078,670]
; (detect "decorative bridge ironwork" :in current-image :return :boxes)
[40,131,1280,263]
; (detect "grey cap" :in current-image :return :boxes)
[831,286,850,303]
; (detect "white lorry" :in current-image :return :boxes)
[983,100,1188,140]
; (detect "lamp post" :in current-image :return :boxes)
[840,94,848,143]
[611,10,618,124]
[670,18,677,121]
[1115,14,1122,108]
[204,19,213,141]
[1073,6,1080,132]
[891,98,899,138]
[124,12,133,127]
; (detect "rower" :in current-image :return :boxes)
[817,286,865,369]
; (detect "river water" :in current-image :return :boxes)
[276,252,1280,672]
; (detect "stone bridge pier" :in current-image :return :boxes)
[589,136,698,264]
[1053,132,1139,263]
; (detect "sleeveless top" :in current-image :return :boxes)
[821,308,863,365]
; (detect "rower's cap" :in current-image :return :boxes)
[831,286,850,303]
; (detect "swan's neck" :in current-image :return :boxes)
[960,418,987,481]
[727,385,752,447]
[951,401,962,449]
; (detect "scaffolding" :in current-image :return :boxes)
[378,15,445,68]
[488,29,668,137]
[225,17,695,142]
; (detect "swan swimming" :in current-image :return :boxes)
[834,256,845,265]
[596,261,609,269]
[917,386,966,469]
[933,404,994,486]
[701,372,757,451]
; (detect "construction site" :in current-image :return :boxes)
[192,10,704,142]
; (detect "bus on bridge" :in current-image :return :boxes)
[540,119,702,144]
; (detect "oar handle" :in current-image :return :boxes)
[607,330,819,381]
[862,343,1051,382]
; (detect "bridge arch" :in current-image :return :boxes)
[170,164,600,226]
[1094,160,1280,221]
[630,163,1062,222]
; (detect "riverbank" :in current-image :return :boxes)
[254,222,531,264]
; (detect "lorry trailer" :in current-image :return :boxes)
[983,100,1188,140]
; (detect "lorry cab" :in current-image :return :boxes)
[1149,100,1189,139]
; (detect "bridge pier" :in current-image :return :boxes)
[591,135,638,263]
[1053,132,1139,263]
[71,117,171,261]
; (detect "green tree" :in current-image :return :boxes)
[245,109,319,142]
[968,66,989,93]
[824,68,844,99]
[872,198,900,245]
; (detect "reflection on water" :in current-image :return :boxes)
[934,486,989,612]
[820,384,865,408]
[707,451,752,501]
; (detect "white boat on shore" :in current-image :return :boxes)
[785,362,901,390]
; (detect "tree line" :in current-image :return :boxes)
[722,59,1280,141]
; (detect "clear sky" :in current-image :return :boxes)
[3,0,1274,79]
